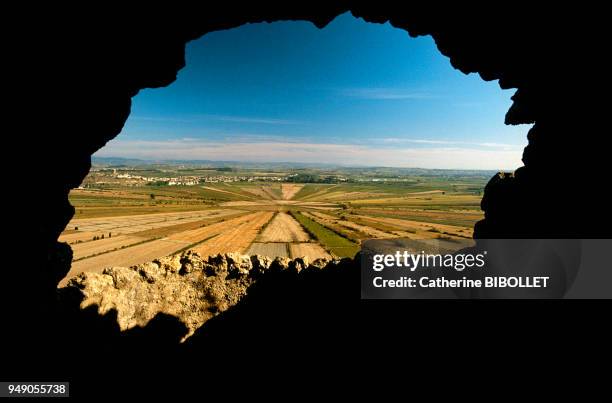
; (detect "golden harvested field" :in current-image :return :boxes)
[297,185,340,201]
[61,209,240,237]
[59,231,107,245]
[61,238,191,286]
[201,186,256,199]
[356,208,483,228]
[311,191,393,201]
[240,186,275,200]
[219,200,337,210]
[246,242,331,260]
[167,212,263,243]
[307,211,392,239]
[71,235,147,260]
[60,212,270,285]
[130,212,248,238]
[191,211,274,256]
[220,200,272,207]
[280,184,303,200]
[300,211,365,243]
[346,193,480,207]
[71,188,172,201]
[301,210,472,242]
[261,185,281,200]
[289,243,332,260]
[246,211,331,261]
[247,242,290,258]
[61,176,487,286]
[257,212,310,242]
[354,214,473,238]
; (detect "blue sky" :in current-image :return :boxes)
[98,12,529,170]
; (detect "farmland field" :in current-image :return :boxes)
[256,212,310,242]
[58,164,491,286]
[247,243,290,258]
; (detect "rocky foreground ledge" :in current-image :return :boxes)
[62,251,339,340]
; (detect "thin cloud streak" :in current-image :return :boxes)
[97,138,522,170]
[380,137,520,149]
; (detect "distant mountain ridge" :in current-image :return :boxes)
[92,156,340,169]
[91,156,498,176]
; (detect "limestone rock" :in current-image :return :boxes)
[64,251,334,340]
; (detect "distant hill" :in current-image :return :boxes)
[92,157,151,166]
[91,156,498,176]
[93,156,342,169]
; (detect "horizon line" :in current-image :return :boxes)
[91,155,509,172]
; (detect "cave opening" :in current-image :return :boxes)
[12,5,606,386]
[60,12,530,286]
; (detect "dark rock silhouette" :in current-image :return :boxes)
[6,3,609,394]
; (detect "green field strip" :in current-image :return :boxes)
[290,211,359,258]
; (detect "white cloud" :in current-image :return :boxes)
[96,137,523,170]
[381,138,456,145]
[379,137,520,150]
